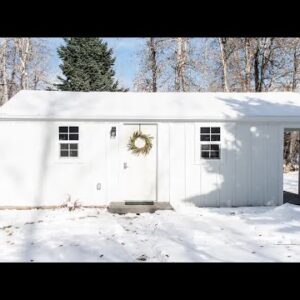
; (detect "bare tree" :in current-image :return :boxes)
[175,38,189,91]
[244,38,252,91]
[0,38,8,105]
[15,38,31,90]
[219,38,230,92]
[149,38,158,92]
[0,38,51,104]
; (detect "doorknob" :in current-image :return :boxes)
[123,162,128,169]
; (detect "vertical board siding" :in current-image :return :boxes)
[250,125,268,205]
[235,124,250,206]
[185,123,201,205]
[219,123,236,207]
[106,123,120,203]
[266,124,280,205]
[157,123,170,202]
[169,123,186,205]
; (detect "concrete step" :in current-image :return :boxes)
[107,202,173,214]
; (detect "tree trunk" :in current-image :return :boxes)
[175,38,188,91]
[285,131,299,172]
[149,38,157,92]
[0,38,8,105]
[16,38,31,90]
[254,41,261,92]
[8,40,18,98]
[291,40,299,91]
[219,38,230,92]
[244,38,252,91]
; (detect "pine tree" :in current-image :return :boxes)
[56,38,127,91]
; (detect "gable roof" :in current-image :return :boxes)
[1,90,300,121]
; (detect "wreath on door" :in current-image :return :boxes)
[127,130,153,156]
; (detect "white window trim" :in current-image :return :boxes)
[58,126,80,159]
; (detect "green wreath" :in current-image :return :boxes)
[127,131,153,156]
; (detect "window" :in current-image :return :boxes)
[59,126,79,157]
[200,127,221,160]
[200,127,220,141]
[201,144,220,159]
[59,126,79,141]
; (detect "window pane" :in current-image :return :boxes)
[201,151,209,158]
[210,151,220,159]
[200,134,210,141]
[60,143,69,150]
[60,150,69,157]
[211,135,220,141]
[210,144,219,151]
[59,126,68,133]
[69,127,79,133]
[211,127,220,133]
[59,134,68,140]
[70,144,78,150]
[201,144,210,150]
[70,150,78,157]
[69,134,79,140]
[200,127,210,134]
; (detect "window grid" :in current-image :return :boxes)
[200,127,221,160]
[59,126,79,158]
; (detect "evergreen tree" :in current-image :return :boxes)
[56,38,127,91]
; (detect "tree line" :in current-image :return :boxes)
[134,38,300,93]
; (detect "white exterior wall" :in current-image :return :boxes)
[0,120,285,207]
[0,121,111,206]
[168,122,284,207]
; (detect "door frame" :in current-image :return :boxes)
[119,122,158,202]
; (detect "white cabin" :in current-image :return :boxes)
[0,90,299,208]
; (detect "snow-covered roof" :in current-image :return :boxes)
[1,90,300,121]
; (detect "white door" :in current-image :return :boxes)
[120,124,157,201]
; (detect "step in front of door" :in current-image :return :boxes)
[107,202,173,214]
[125,201,154,205]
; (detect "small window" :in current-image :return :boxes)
[60,143,79,157]
[59,126,79,141]
[200,127,220,142]
[200,126,221,160]
[59,126,79,158]
[201,144,220,159]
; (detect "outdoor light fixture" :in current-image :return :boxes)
[110,126,116,139]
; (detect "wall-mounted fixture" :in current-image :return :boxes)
[110,126,116,139]
[96,183,101,190]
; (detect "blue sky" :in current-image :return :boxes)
[47,38,145,90]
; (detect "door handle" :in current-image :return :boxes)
[123,162,128,169]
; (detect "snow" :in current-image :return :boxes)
[2,90,300,120]
[1,203,300,262]
[284,171,298,194]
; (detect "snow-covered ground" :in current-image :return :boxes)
[1,203,300,262]
[284,171,298,194]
